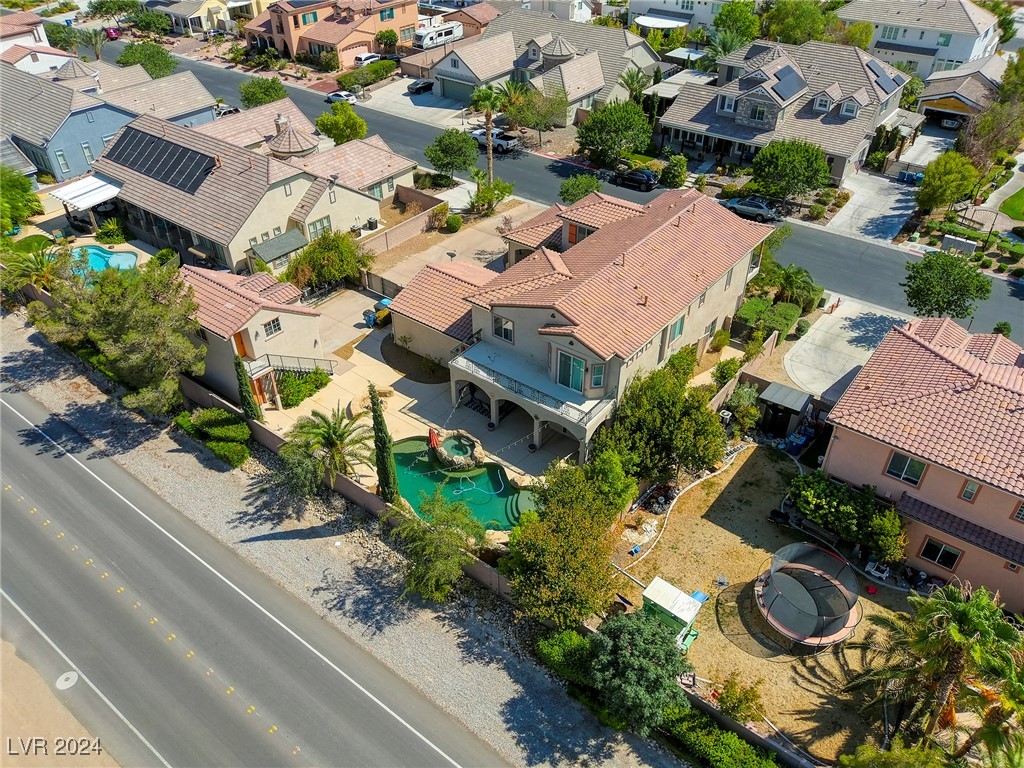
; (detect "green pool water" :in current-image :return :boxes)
[393,438,534,531]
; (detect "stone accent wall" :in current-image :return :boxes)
[734,94,780,131]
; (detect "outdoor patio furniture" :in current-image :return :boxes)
[866,560,891,581]
[628,545,641,557]
[4,224,20,237]
[691,590,710,604]
[52,226,76,243]
[677,629,699,654]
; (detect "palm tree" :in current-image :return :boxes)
[78,28,107,61]
[279,405,373,494]
[495,80,529,129]
[470,84,504,185]
[618,66,651,105]
[773,263,814,306]
[955,650,1024,762]
[696,29,745,73]
[0,246,72,293]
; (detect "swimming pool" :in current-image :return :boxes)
[76,244,138,272]
[393,437,534,531]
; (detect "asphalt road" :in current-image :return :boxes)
[0,385,507,768]
[96,44,1023,340]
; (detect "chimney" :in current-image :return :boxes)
[274,113,289,135]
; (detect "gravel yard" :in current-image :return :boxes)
[1,310,679,768]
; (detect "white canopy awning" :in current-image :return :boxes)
[49,174,122,211]
[634,14,689,29]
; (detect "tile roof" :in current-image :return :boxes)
[445,30,517,82]
[532,50,604,102]
[250,227,308,262]
[0,62,102,145]
[302,13,366,45]
[266,124,319,156]
[388,262,497,341]
[244,9,273,34]
[874,40,939,56]
[287,135,416,191]
[557,191,645,228]
[0,11,43,38]
[194,98,319,150]
[920,73,997,108]
[829,318,1024,497]
[290,177,329,223]
[93,114,302,244]
[446,2,499,24]
[898,493,1024,565]
[98,71,215,121]
[837,0,997,34]
[926,53,1006,85]
[0,43,73,64]
[482,9,655,102]
[179,265,317,338]
[0,135,36,175]
[504,202,567,248]
[469,189,772,359]
[53,57,98,80]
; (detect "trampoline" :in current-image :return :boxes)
[753,542,861,649]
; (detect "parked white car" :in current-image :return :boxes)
[470,128,519,153]
[326,90,358,105]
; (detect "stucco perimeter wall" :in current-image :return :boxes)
[708,330,779,412]
[176,373,513,599]
[362,186,444,256]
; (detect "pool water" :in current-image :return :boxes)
[393,438,534,531]
[442,435,475,457]
[76,245,138,272]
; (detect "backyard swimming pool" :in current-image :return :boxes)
[393,437,534,531]
[76,245,138,272]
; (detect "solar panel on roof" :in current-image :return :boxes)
[106,127,215,194]
[774,64,796,81]
[866,59,884,77]
[771,71,806,102]
[864,58,899,94]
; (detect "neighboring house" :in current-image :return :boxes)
[0,10,49,53]
[75,113,411,272]
[390,188,772,462]
[627,0,748,34]
[443,2,500,36]
[178,265,329,409]
[0,60,215,182]
[398,36,474,78]
[836,0,999,77]
[822,318,1024,615]
[488,0,592,24]
[431,9,659,115]
[917,53,1007,123]
[0,44,75,75]
[658,40,919,183]
[144,0,272,36]
[245,0,418,68]
[0,136,37,180]
[194,97,334,154]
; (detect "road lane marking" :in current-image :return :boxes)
[2,396,466,768]
[1,590,172,768]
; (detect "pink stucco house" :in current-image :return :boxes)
[822,318,1023,613]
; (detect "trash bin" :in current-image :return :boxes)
[897,170,907,183]
[367,217,378,231]
[362,308,377,327]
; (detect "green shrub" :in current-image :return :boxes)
[336,59,397,90]
[720,184,743,199]
[1005,157,1018,171]
[1012,225,1024,239]
[866,150,888,172]
[808,203,826,220]
[712,358,742,390]
[802,284,824,315]
[95,218,126,245]
[734,296,771,325]
[708,328,731,353]
[996,262,1007,273]
[659,155,689,188]
[536,631,593,688]
[943,210,959,223]
[718,673,764,722]
[865,506,907,564]
[206,440,250,468]
[758,302,801,339]
[276,367,330,408]
[694,174,707,192]
[319,50,339,72]
[795,318,810,337]
[428,202,450,230]
[155,247,177,266]
[191,407,251,443]
[1012,267,1024,278]
[816,188,836,205]
[445,213,463,232]
[172,410,200,438]
[788,471,902,551]
[936,221,986,242]
[661,707,778,768]
[980,257,993,269]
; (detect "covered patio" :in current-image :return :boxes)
[48,174,122,235]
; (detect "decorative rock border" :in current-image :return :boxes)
[432,428,487,470]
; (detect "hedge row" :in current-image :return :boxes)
[336,59,397,91]
[734,297,771,325]
[174,407,250,468]
[277,367,331,409]
[661,707,777,768]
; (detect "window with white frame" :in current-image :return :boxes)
[881,25,899,40]
[842,101,858,117]
[261,232,270,241]
[54,149,70,173]
[749,104,766,122]
[704,319,717,337]
[920,538,962,570]
[960,480,980,502]
[273,226,282,236]
[87,112,95,123]
[329,189,336,204]
[886,452,926,485]
[557,350,585,392]
[937,32,952,46]
[450,58,459,68]
[308,216,331,240]
[711,2,723,13]
[493,315,514,343]
[814,95,831,111]
[719,95,735,112]
[725,267,733,289]
[263,317,282,337]
[591,363,605,388]
[680,0,693,8]
[387,177,394,192]
[1006,561,1020,572]
[81,142,94,164]
[699,291,706,307]
[379,7,394,20]
[101,133,115,146]
[249,237,258,247]
[284,183,293,196]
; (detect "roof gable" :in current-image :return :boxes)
[836,0,997,35]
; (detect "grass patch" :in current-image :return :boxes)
[999,185,1024,222]
[14,234,54,253]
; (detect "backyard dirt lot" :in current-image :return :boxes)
[612,447,908,763]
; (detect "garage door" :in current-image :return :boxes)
[438,77,475,103]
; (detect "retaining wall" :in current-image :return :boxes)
[361,186,444,256]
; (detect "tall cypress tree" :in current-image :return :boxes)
[234,355,263,422]
[369,383,398,504]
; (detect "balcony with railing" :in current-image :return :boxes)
[246,354,336,378]
[450,341,616,427]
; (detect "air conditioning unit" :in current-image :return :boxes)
[719,409,732,425]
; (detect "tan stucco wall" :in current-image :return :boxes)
[301,182,381,234]
[392,314,457,365]
[196,332,240,402]
[238,307,323,360]
[227,177,316,268]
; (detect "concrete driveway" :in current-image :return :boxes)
[358,79,477,130]
[827,169,919,242]
[900,123,957,167]
[784,296,913,398]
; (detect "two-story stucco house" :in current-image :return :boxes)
[245,0,418,67]
[823,318,1024,614]
[389,189,773,462]
[658,40,921,183]
[627,0,751,35]
[0,14,75,75]
[488,0,593,24]
[0,59,216,183]
[144,0,274,37]
[836,0,999,76]
[179,265,329,409]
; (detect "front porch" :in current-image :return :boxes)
[664,127,761,168]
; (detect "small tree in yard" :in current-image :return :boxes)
[901,251,992,319]
[993,321,1012,337]
[116,42,178,79]
[584,450,637,518]
[277,406,372,497]
[368,383,399,505]
[470,84,504,184]
[468,169,514,214]
[659,155,689,188]
[45,22,80,52]
[713,0,759,41]
[239,76,287,109]
[760,0,828,44]
[752,139,830,206]
[391,487,484,602]
[78,28,108,60]
[423,128,478,183]
[234,355,262,422]
[589,611,692,736]
[375,28,398,52]
[128,9,172,36]
[838,739,947,768]
[87,0,139,25]
[505,87,570,145]
[315,102,367,146]
[916,151,978,211]
[559,174,602,204]
[1,165,43,234]
[283,230,373,289]
[576,101,652,168]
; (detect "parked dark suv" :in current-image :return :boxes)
[612,168,659,192]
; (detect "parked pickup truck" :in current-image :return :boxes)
[470,128,519,153]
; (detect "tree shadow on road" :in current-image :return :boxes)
[840,311,905,349]
[12,400,158,462]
